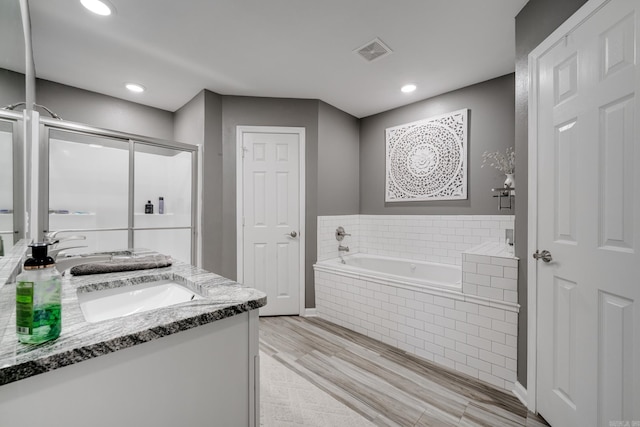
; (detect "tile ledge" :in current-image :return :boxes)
[464,241,519,259]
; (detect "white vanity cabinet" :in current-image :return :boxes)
[0,309,260,427]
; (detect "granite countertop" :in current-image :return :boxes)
[0,243,266,386]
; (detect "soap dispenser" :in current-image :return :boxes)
[16,243,62,344]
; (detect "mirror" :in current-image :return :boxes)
[0,0,26,254]
[0,2,197,261]
[0,120,14,253]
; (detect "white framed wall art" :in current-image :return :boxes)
[385,108,468,202]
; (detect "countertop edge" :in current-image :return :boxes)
[0,296,266,386]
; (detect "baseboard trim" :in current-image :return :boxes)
[513,381,528,408]
[303,308,317,317]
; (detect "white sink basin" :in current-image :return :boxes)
[78,279,203,323]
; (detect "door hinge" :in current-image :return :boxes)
[242,146,249,158]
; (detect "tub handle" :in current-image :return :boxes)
[335,226,351,241]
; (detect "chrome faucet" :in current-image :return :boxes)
[49,235,87,245]
[44,230,70,241]
[41,231,118,274]
[44,230,86,243]
[43,232,88,260]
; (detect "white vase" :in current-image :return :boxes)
[504,173,515,189]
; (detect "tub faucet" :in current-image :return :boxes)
[338,245,349,264]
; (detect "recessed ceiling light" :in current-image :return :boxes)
[401,84,417,93]
[125,83,145,93]
[80,0,113,16]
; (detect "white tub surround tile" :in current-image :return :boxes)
[315,266,519,392]
[360,215,514,266]
[317,215,514,266]
[317,215,360,261]
[463,241,517,259]
[462,242,518,305]
[314,237,519,393]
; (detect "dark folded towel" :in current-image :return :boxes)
[69,255,173,276]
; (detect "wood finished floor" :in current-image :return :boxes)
[259,316,550,427]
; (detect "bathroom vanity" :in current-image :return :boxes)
[0,241,266,427]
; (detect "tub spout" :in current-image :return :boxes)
[338,245,349,253]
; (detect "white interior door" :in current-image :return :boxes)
[238,126,304,316]
[534,0,640,425]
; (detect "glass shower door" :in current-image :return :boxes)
[133,143,194,263]
[47,129,129,253]
[44,123,198,264]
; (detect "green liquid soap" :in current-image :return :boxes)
[16,243,62,344]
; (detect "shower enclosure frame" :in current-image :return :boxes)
[37,117,200,265]
[0,110,26,251]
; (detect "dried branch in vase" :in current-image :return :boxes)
[481,146,515,174]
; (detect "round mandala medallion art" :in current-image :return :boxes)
[386,109,467,201]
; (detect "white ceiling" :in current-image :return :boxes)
[23,0,528,118]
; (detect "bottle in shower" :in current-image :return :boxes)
[158,196,164,214]
[16,243,62,344]
[145,200,154,214]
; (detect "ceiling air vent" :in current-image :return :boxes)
[354,38,393,62]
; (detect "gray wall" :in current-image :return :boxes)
[360,74,515,215]
[203,91,224,274]
[0,72,173,140]
[0,69,25,107]
[174,91,204,146]
[174,90,224,275]
[221,96,320,307]
[318,101,360,215]
[35,79,174,140]
[514,0,588,387]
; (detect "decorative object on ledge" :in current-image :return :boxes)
[492,187,515,210]
[385,109,468,202]
[504,173,515,190]
[482,146,515,190]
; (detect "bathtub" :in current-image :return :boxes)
[314,253,461,292]
[313,252,518,392]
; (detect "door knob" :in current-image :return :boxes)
[533,250,552,263]
[285,231,298,238]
